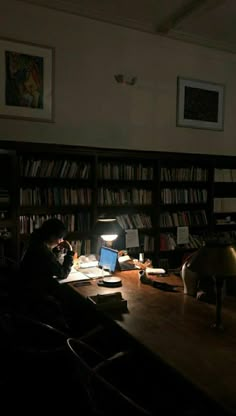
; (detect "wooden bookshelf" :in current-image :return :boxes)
[213,163,236,239]
[0,149,18,264]
[0,141,236,268]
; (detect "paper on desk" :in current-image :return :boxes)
[146,267,166,275]
[118,255,131,263]
[79,260,98,268]
[58,268,90,284]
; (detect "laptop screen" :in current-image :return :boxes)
[99,246,118,273]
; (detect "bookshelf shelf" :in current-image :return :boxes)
[0,149,18,263]
[19,205,91,214]
[213,166,236,240]
[0,141,236,268]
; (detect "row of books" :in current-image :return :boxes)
[160,233,204,251]
[127,235,155,253]
[19,213,91,234]
[214,198,236,213]
[216,218,236,225]
[161,188,207,204]
[98,188,152,206]
[20,158,91,179]
[116,213,152,229]
[98,163,153,180]
[161,167,208,182]
[214,169,236,182]
[160,210,208,227]
[143,235,155,252]
[0,189,10,204]
[20,187,92,206]
[71,240,91,256]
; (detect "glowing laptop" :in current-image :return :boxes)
[84,246,118,278]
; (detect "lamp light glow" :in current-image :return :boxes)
[93,217,123,248]
[101,234,118,242]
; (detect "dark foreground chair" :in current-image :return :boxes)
[0,311,68,373]
[0,312,100,412]
[0,312,124,410]
[66,337,152,415]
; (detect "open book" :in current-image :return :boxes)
[58,267,90,284]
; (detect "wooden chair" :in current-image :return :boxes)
[66,337,152,415]
[0,313,99,411]
[0,311,70,387]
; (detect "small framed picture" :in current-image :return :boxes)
[0,38,54,122]
[177,77,225,131]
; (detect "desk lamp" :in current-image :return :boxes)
[93,218,123,287]
[93,218,122,248]
[187,241,236,329]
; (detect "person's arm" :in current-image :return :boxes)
[19,240,74,294]
[49,241,74,279]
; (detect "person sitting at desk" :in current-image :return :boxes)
[16,218,74,330]
[20,218,74,290]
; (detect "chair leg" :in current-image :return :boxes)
[66,337,152,415]
[79,324,105,342]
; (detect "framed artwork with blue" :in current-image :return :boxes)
[0,38,54,122]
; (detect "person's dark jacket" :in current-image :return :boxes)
[19,229,74,296]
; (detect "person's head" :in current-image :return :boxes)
[39,219,67,249]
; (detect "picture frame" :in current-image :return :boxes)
[0,38,54,122]
[176,77,225,131]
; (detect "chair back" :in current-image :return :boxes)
[0,312,67,351]
[67,337,152,415]
[0,312,69,387]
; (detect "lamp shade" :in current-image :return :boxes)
[93,218,123,242]
[187,242,236,277]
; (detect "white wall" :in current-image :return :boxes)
[1,0,236,155]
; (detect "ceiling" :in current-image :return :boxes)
[17,0,236,53]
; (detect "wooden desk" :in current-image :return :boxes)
[69,271,236,414]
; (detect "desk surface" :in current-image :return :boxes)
[69,271,236,414]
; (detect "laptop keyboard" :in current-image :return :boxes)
[83,267,111,278]
[80,261,98,268]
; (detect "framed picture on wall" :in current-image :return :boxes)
[0,38,54,122]
[176,77,225,131]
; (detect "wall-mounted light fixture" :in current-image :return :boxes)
[114,74,137,86]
